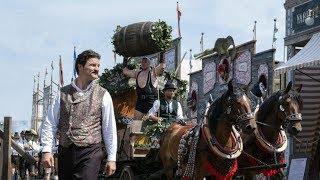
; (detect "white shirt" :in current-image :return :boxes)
[148,99,184,119]
[41,79,117,161]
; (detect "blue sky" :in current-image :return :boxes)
[0,0,286,122]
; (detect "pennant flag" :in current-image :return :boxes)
[272,19,278,48]
[113,50,117,65]
[59,55,64,87]
[51,61,54,70]
[72,46,77,81]
[44,67,48,87]
[177,2,182,37]
[33,75,36,93]
[200,32,204,52]
[253,21,257,40]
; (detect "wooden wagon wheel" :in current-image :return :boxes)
[119,166,135,180]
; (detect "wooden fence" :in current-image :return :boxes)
[0,116,37,180]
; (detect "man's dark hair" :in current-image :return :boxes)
[75,50,101,74]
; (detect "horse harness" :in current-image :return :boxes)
[175,100,254,178]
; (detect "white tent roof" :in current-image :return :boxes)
[274,32,320,76]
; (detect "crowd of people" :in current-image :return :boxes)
[10,129,59,179]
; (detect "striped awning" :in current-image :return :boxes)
[274,32,320,76]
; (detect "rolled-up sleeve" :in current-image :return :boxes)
[177,102,184,119]
[102,91,117,161]
[41,92,60,153]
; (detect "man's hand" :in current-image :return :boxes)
[105,161,116,176]
[42,152,54,168]
[157,117,163,122]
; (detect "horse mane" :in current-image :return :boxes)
[256,91,280,123]
[207,94,224,131]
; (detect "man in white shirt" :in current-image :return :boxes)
[148,82,183,123]
[41,50,117,179]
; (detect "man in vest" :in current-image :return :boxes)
[148,82,183,123]
[41,50,117,179]
[122,54,165,120]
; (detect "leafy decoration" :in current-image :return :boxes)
[150,21,173,51]
[143,121,171,138]
[99,62,138,96]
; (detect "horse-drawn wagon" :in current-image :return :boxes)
[101,22,304,179]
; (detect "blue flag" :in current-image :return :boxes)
[73,46,77,80]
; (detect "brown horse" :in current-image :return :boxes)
[160,81,255,180]
[237,81,303,179]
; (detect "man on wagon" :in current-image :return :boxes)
[122,54,165,120]
[147,81,183,123]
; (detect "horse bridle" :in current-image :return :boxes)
[256,94,302,129]
[225,97,255,126]
[278,95,302,129]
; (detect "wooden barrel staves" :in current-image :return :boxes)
[112,21,172,57]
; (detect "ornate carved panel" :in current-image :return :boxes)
[234,50,252,85]
[203,61,216,95]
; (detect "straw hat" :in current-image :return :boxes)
[30,129,38,136]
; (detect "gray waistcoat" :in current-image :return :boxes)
[58,80,106,147]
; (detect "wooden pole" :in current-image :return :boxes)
[2,116,12,180]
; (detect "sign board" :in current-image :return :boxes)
[165,48,176,72]
[287,154,310,180]
[292,0,320,34]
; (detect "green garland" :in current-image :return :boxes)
[143,121,171,137]
[99,62,138,96]
[150,21,173,51]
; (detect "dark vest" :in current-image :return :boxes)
[58,80,106,147]
[159,99,178,121]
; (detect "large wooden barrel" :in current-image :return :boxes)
[113,22,160,57]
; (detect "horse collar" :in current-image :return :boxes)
[254,126,287,153]
[201,125,243,159]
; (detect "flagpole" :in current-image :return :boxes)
[189,49,193,74]
[35,72,40,130]
[200,33,204,52]
[50,61,54,104]
[253,21,257,40]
